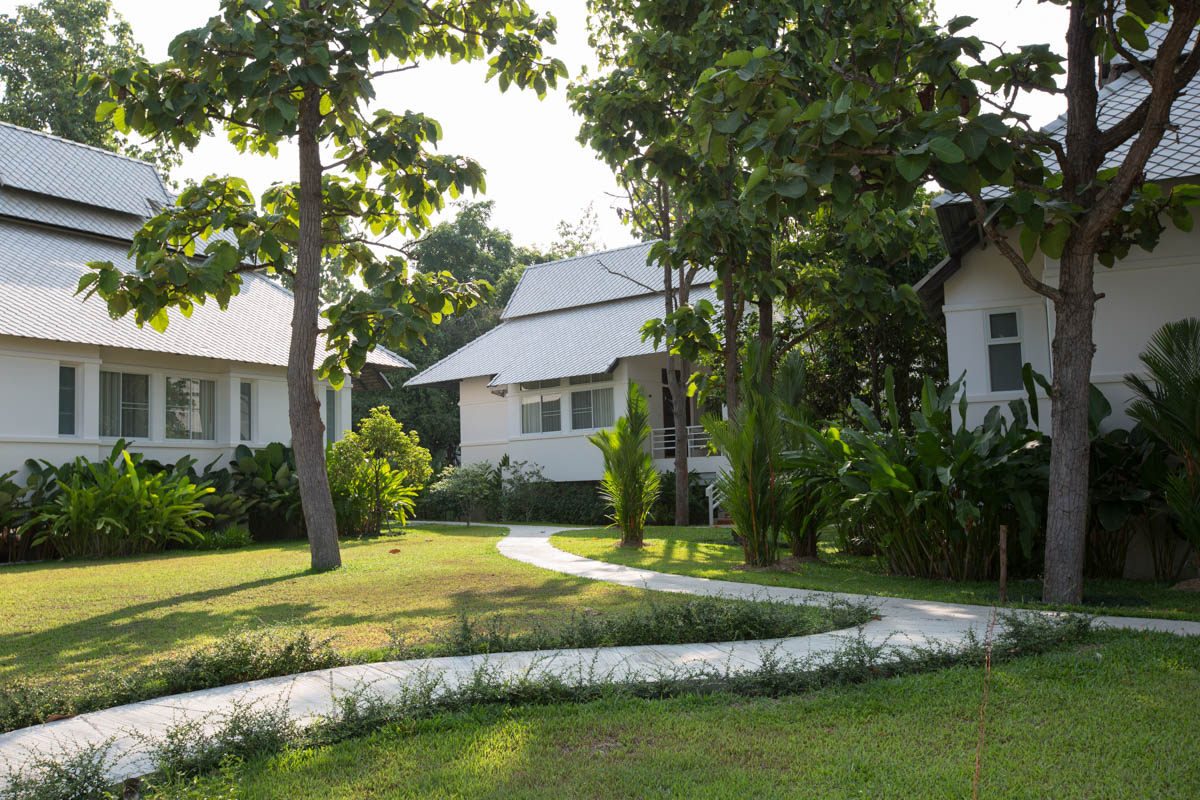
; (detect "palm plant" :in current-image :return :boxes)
[589,382,661,547]
[705,345,794,567]
[1127,318,1200,564]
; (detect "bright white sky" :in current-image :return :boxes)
[3,0,1071,251]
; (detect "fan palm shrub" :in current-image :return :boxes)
[1127,318,1200,567]
[589,382,660,547]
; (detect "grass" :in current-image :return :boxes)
[552,526,1200,621]
[150,629,1200,799]
[0,524,682,685]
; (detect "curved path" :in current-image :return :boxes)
[3,524,1198,784]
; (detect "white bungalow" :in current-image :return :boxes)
[0,122,410,477]
[915,39,1200,431]
[405,242,727,482]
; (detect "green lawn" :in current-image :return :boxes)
[160,630,1200,799]
[0,525,678,684]
[552,526,1200,621]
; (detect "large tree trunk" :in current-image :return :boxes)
[668,356,690,525]
[292,90,342,571]
[1042,248,1097,604]
[757,295,773,387]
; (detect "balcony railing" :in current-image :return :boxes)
[651,425,712,459]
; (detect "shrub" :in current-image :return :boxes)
[193,525,253,551]
[25,451,213,558]
[792,371,1047,581]
[588,382,661,547]
[650,469,709,525]
[423,462,499,525]
[1127,317,1200,569]
[229,443,303,540]
[326,406,428,536]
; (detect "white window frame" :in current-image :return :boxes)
[984,309,1024,393]
[518,379,563,436]
[240,381,254,442]
[57,363,80,438]
[165,375,217,441]
[99,370,151,440]
[568,378,616,432]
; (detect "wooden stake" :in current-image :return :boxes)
[999,524,1009,604]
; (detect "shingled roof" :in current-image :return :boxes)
[406,243,717,387]
[0,122,411,376]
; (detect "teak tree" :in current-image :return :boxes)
[688,0,1200,603]
[82,0,565,570]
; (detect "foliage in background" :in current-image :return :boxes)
[352,201,607,471]
[792,372,1047,581]
[0,0,179,177]
[327,406,428,536]
[1127,317,1200,570]
[423,462,498,527]
[588,382,661,547]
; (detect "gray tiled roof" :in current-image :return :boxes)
[933,66,1200,210]
[0,186,146,240]
[0,122,169,216]
[0,219,412,371]
[406,287,719,387]
[502,241,717,319]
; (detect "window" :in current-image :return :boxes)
[571,387,614,430]
[568,372,611,386]
[520,378,561,391]
[326,389,337,444]
[100,371,149,438]
[165,377,216,440]
[240,382,253,441]
[986,311,1023,392]
[521,394,561,434]
[58,366,76,436]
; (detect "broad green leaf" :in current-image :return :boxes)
[928,137,965,164]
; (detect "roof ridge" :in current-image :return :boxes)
[0,121,161,173]
[521,239,657,272]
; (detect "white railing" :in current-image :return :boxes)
[705,482,726,527]
[650,425,712,459]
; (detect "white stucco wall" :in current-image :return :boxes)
[941,219,1200,431]
[0,335,351,478]
[457,355,729,482]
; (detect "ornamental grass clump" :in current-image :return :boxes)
[588,382,660,547]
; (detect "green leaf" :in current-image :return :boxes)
[896,152,930,182]
[148,308,170,333]
[928,137,965,164]
[946,15,977,34]
[1116,15,1150,52]
[1040,221,1071,259]
[742,164,769,197]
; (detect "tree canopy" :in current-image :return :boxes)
[81,0,566,569]
[0,0,179,176]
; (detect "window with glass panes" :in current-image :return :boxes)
[986,311,1023,392]
[568,373,614,429]
[165,377,216,440]
[58,365,76,436]
[520,379,562,434]
[99,371,149,438]
[240,382,253,441]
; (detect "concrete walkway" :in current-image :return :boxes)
[3,524,1198,784]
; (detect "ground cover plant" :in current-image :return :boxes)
[0,525,864,733]
[552,526,1200,621]
[135,628,1196,800]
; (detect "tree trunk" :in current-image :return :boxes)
[292,90,342,571]
[757,295,773,387]
[723,270,740,413]
[669,357,690,525]
[1042,248,1097,604]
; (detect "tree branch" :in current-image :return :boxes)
[968,192,1064,304]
